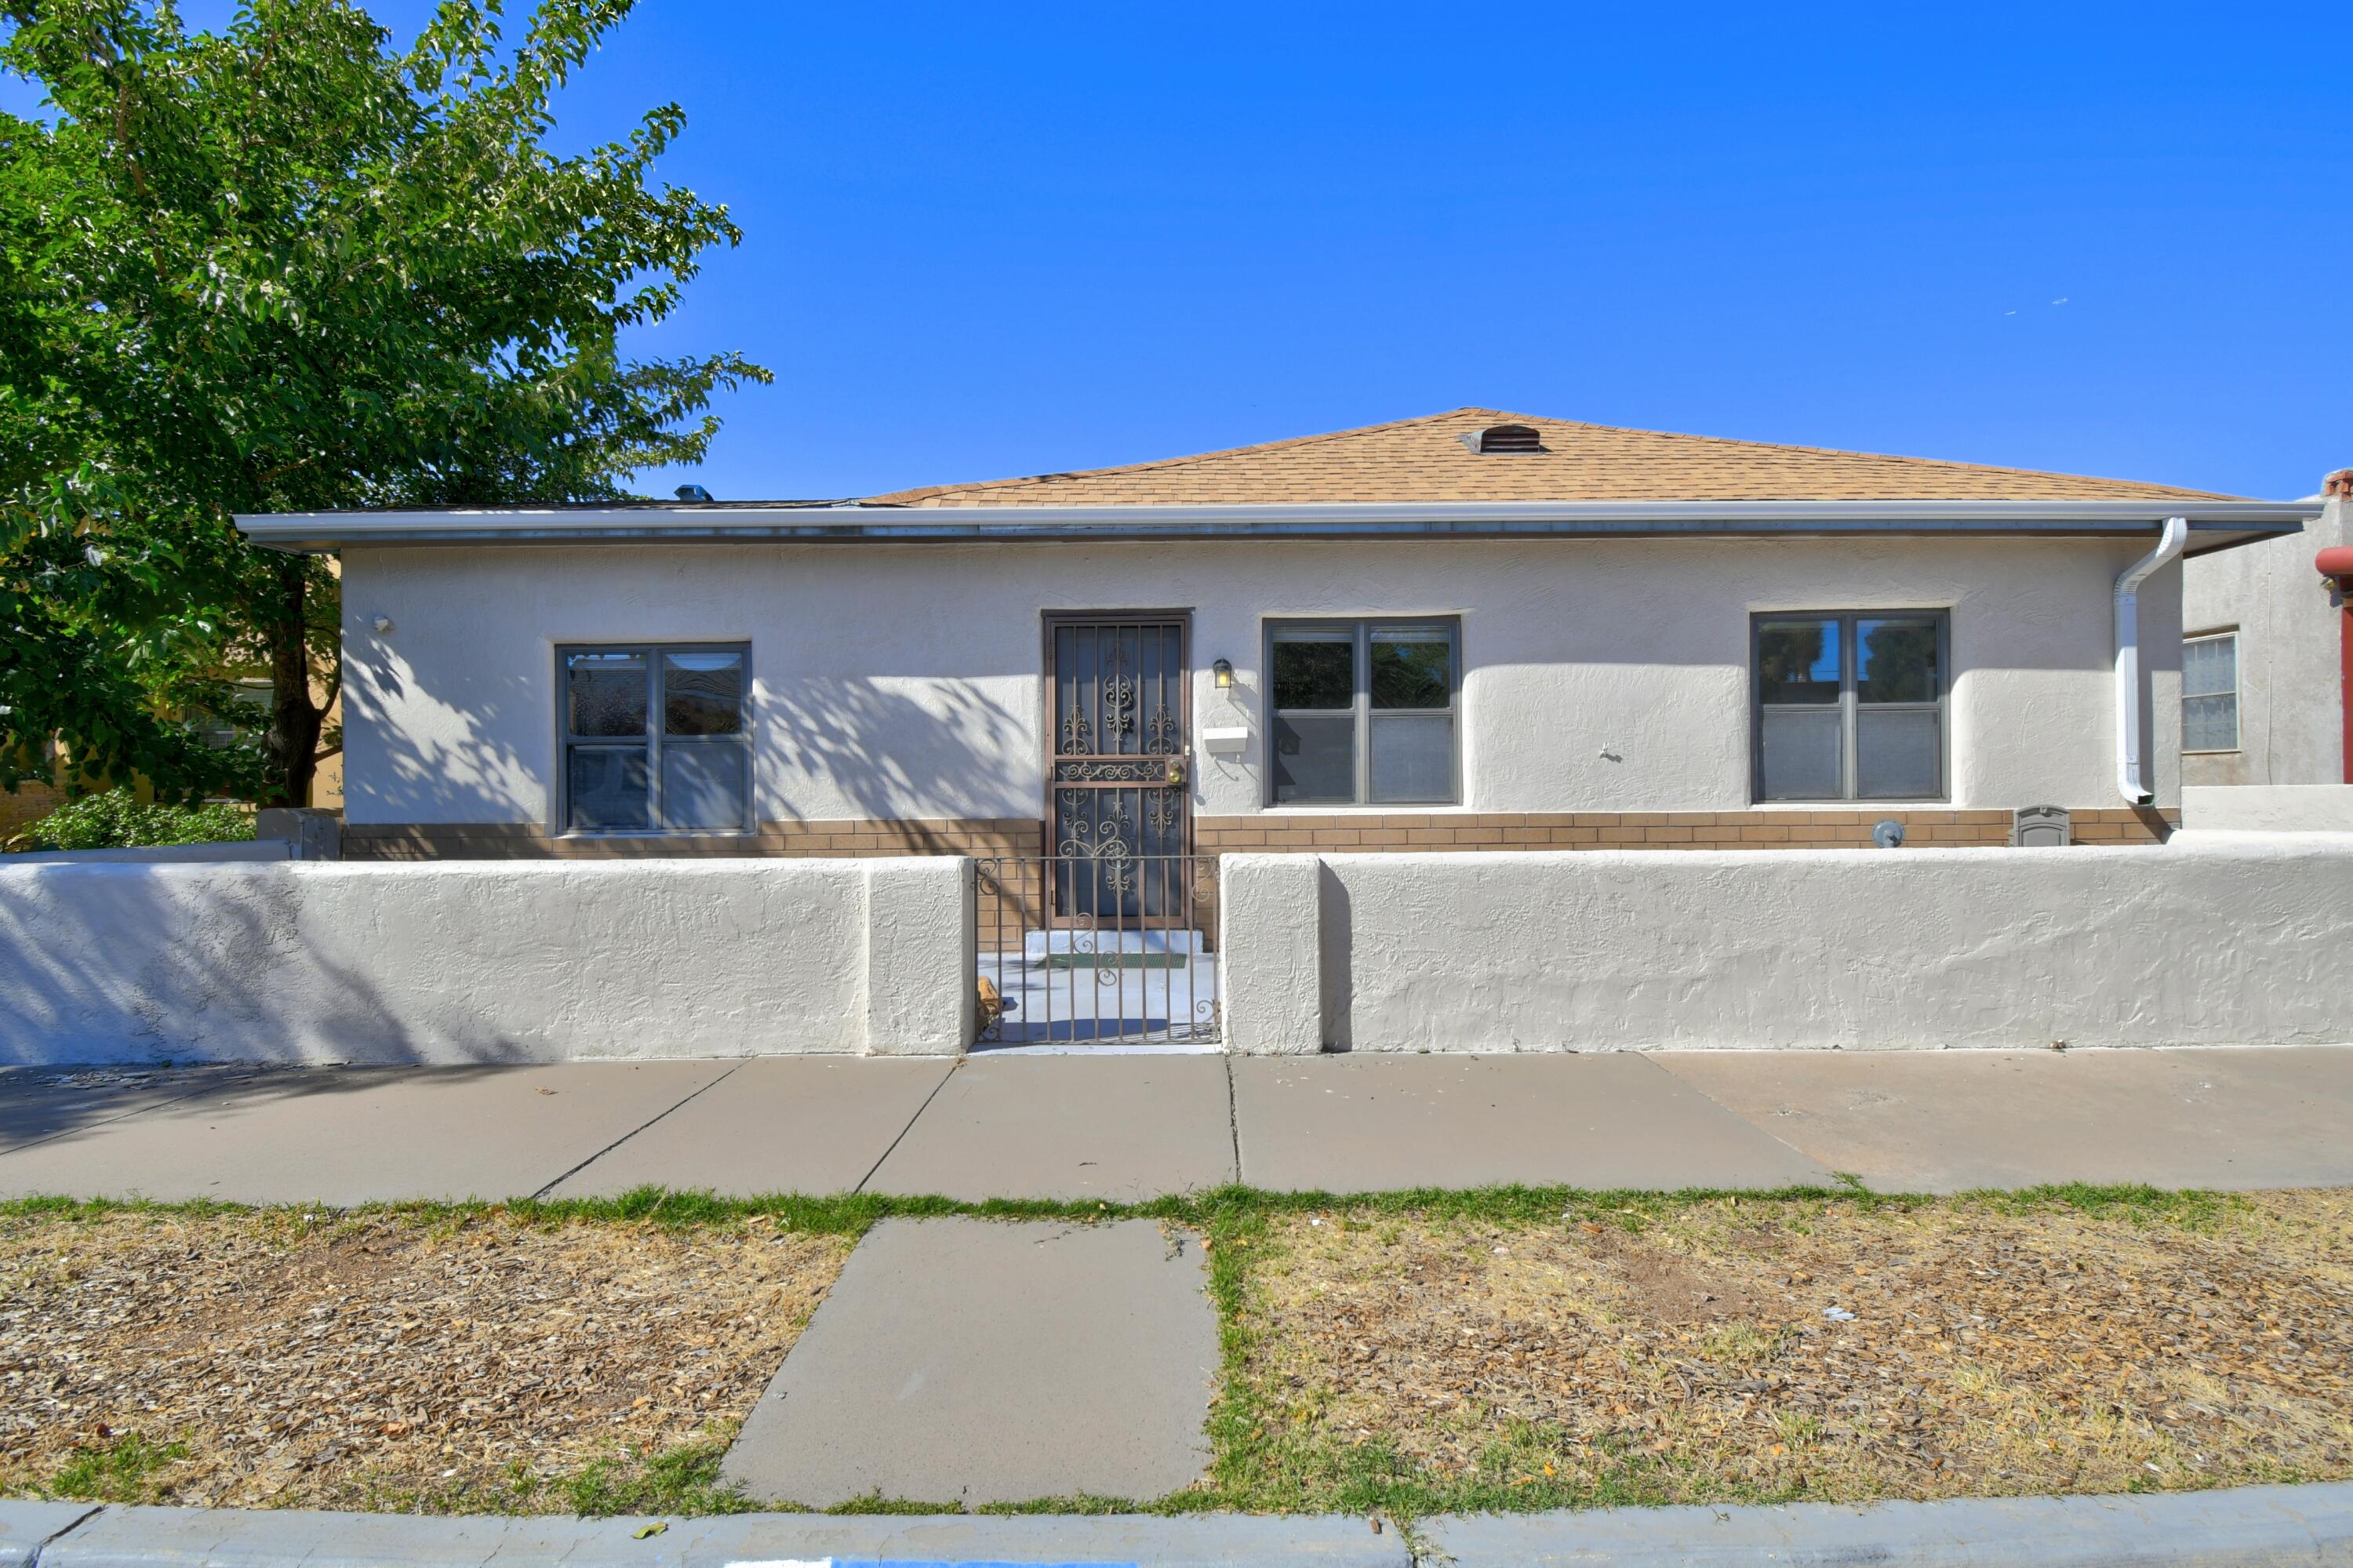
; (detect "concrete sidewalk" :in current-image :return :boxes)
[1,1046,2348,1202]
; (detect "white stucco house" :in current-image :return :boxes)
[238,408,2322,864]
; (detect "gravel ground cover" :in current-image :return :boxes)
[0,1205,849,1513]
[5,1188,2347,1521]
[1229,1189,2353,1513]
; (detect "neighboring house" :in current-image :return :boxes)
[237,408,2320,862]
[2180,469,2351,787]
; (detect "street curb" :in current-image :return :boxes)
[3,1483,2349,1566]
[1422,1480,2353,1565]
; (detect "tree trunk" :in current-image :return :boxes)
[261,556,321,808]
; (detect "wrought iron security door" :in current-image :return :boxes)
[1046,615,1191,919]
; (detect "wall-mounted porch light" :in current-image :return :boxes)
[1212,657,1234,688]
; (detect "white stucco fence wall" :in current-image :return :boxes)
[0,857,974,1067]
[1221,842,2353,1053]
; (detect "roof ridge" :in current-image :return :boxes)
[871,407,1504,504]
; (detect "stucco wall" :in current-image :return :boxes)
[1223,841,2353,1053]
[2181,784,2353,833]
[0,857,973,1066]
[339,535,2183,829]
[2181,494,2346,786]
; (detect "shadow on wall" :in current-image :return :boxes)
[352,641,546,824]
[358,638,1033,826]
[0,868,536,1070]
[761,675,1030,823]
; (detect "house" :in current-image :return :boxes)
[2180,468,2351,788]
[237,408,2320,864]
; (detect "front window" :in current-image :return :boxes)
[2182,631,2239,753]
[1753,612,1947,802]
[1268,619,1459,805]
[560,644,752,832]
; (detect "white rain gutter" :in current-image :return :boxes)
[2113,515,2189,806]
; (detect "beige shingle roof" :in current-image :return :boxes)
[867,407,2234,506]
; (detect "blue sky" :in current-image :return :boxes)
[12,2,2351,500]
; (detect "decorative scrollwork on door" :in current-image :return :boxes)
[1048,617,1190,919]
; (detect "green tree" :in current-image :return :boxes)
[0,0,766,806]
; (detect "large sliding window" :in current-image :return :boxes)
[1753,612,1947,802]
[561,644,752,833]
[1268,619,1460,805]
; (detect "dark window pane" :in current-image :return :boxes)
[664,651,744,735]
[1758,708,1842,799]
[1858,620,1940,704]
[1369,714,1454,802]
[1272,634,1354,711]
[662,742,751,828]
[1857,710,1941,799]
[1370,629,1451,709]
[1272,713,1355,802]
[567,747,649,829]
[1758,620,1841,704]
[567,651,647,737]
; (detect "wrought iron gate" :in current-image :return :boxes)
[1046,614,1191,911]
[967,614,1215,1046]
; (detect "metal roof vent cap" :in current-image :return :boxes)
[1463,424,1544,454]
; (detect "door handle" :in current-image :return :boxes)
[1166,759,1186,785]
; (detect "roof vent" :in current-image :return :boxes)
[1469,424,1543,454]
[674,483,715,503]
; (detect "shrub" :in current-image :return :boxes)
[13,789,255,852]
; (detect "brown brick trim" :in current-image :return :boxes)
[1195,807,2176,851]
[343,807,2177,859]
[340,817,1045,861]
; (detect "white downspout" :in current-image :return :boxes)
[2114,515,2189,805]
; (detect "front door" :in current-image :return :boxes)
[1046,613,1191,920]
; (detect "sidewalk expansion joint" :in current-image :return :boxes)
[529,1061,744,1200]
[1224,1053,1243,1184]
[851,1057,961,1194]
[28,1503,107,1567]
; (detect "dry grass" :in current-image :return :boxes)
[0,1207,849,1512]
[1240,1191,2353,1508]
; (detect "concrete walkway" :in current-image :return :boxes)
[2,1046,2349,1202]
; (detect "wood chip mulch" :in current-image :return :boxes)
[0,1210,849,1512]
[1247,1192,2353,1504]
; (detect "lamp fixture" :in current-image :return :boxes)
[1212,657,1234,688]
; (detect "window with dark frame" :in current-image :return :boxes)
[1268,619,1459,806]
[2182,630,2238,753]
[560,644,752,833]
[1753,612,1946,802]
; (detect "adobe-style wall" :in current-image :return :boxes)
[337,533,2184,842]
[0,858,973,1066]
[1218,841,2353,1054]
